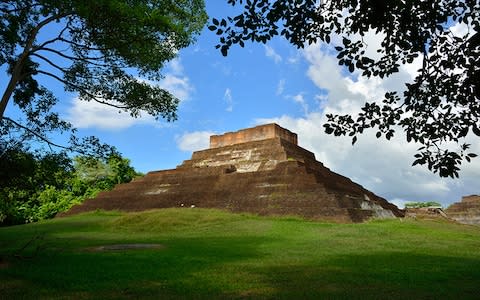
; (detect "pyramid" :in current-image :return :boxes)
[445,195,480,225]
[64,124,403,222]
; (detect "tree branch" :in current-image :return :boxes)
[35,70,131,110]
[58,37,107,52]
[36,47,111,67]
[30,53,68,73]
[1,12,72,119]
[2,117,73,152]
[25,13,73,58]
[31,22,71,51]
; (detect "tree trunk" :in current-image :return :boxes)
[0,72,21,120]
[1,13,68,120]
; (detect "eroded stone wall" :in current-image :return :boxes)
[446,195,480,225]
[210,123,297,148]
[63,124,402,222]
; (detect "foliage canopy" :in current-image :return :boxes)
[0,148,141,225]
[210,0,480,178]
[0,0,207,154]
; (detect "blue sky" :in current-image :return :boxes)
[2,1,480,208]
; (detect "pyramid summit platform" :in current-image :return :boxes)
[64,123,403,222]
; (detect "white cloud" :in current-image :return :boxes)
[154,58,193,102]
[223,88,234,112]
[140,59,193,102]
[66,58,194,130]
[449,21,476,39]
[276,79,286,95]
[390,198,409,209]
[176,131,215,152]
[254,41,480,207]
[289,93,309,115]
[167,58,184,75]
[292,94,305,104]
[287,52,301,64]
[158,74,193,102]
[264,45,282,64]
[67,98,155,130]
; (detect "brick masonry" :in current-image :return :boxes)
[210,123,297,148]
[445,195,480,225]
[63,124,403,222]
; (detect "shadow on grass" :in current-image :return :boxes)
[0,235,271,299]
[251,252,480,299]
[4,245,479,299]
[2,212,480,299]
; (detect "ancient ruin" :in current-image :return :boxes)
[64,123,403,222]
[446,195,480,225]
[405,206,449,220]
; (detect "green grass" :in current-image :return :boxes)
[1,208,480,299]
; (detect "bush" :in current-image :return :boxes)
[0,151,141,226]
[35,186,83,220]
[405,201,442,208]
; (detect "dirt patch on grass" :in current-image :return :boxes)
[86,244,165,252]
[0,257,9,269]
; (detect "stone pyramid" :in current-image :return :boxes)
[446,195,480,225]
[65,124,403,222]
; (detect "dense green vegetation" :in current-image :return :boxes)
[405,201,443,208]
[1,0,205,227]
[0,150,140,226]
[1,209,479,299]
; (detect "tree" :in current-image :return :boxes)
[73,153,140,190]
[0,0,207,154]
[209,0,480,178]
[0,146,141,225]
[0,146,74,224]
[405,201,442,209]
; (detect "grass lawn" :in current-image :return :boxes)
[1,208,480,299]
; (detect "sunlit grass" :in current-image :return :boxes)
[1,208,479,299]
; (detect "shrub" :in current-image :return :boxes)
[405,201,442,208]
